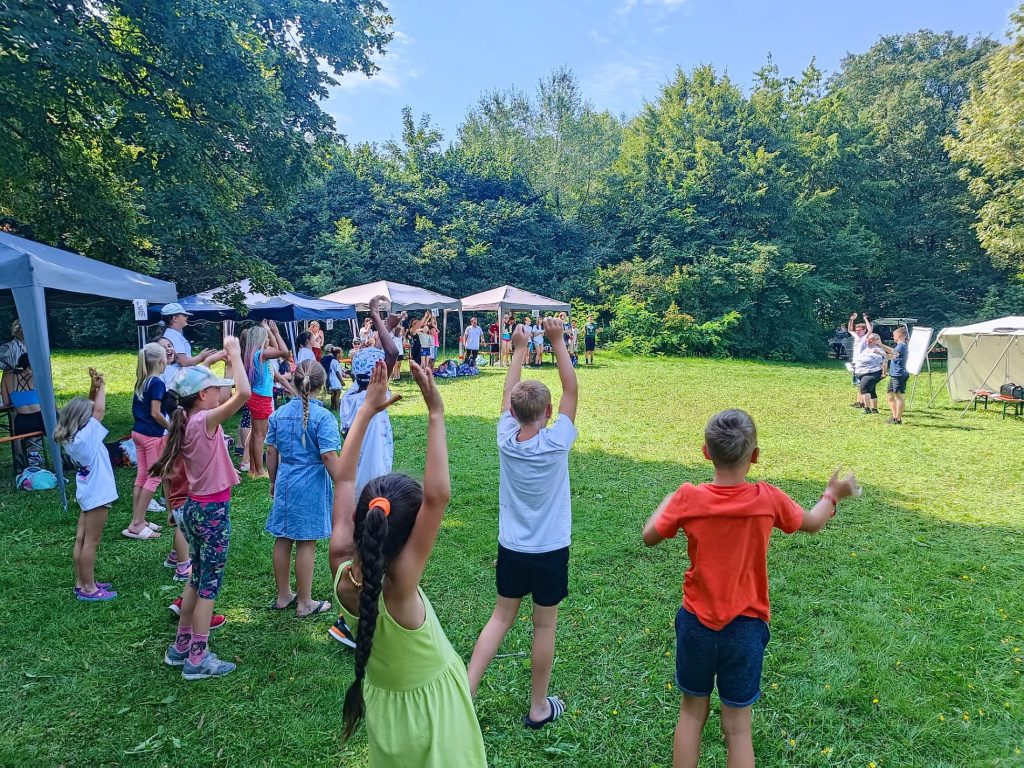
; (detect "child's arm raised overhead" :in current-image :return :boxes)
[502,324,530,414]
[88,368,106,421]
[327,362,402,572]
[369,295,399,374]
[205,336,251,433]
[388,362,448,594]
[544,316,578,423]
[799,470,859,533]
[259,320,291,361]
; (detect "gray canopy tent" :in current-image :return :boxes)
[457,286,571,363]
[0,231,177,505]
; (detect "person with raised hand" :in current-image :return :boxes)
[642,408,859,768]
[467,315,579,730]
[328,361,486,767]
[151,335,250,680]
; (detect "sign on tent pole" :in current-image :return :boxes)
[133,299,149,322]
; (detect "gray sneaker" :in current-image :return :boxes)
[164,643,189,667]
[182,651,236,681]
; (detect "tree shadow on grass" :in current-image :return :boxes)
[0,411,1021,767]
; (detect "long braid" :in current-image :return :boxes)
[149,393,198,478]
[342,507,388,740]
[292,360,325,449]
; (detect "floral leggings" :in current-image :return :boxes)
[177,498,232,599]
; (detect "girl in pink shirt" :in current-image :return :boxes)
[150,336,250,680]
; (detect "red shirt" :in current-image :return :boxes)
[655,481,804,630]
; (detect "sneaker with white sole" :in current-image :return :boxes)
[163,552,178,569]
[328,616,357,649]
[148,499,166,513]
[164,643,189,667]
[182,651,236,681]
[173,561,192,582]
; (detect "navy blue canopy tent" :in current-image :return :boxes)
[0,231,177,506]
[148,280,356,349]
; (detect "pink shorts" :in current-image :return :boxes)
[248,393,274,420]
[132,432,166,492]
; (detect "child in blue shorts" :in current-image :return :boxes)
[642,409,859,766]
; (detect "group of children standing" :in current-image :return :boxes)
[53,296,858,765]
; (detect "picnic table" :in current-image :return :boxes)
[969,389,1022,419]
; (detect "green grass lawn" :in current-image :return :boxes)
[1,352,1022,767]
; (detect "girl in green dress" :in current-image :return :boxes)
[329,360,487,767]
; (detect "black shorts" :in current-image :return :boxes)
[585,338,596,352]
[888,375,908,394]
[496,545,569,607]
[858,371,882,398]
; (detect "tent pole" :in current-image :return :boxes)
[12,286,66,508]
[908,338,938,411]
[442,309,447,359]
[958,335,1016,418]
[927,335,981,407]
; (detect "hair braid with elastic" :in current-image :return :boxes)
[293,360,325,448]
[342,507,388,740]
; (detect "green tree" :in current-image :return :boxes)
[947,9,1024,277]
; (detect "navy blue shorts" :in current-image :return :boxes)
[675,607,769,708]
[496,545,569,607]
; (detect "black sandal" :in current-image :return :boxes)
[523,696,565,729]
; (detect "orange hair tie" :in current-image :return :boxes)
[369,497,391,517]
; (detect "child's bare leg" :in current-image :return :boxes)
[529,603,559,721]
[272,537,296,606]
[173,526,189,563]
[719,703,754,768]
[130,485,147,529]
[295,540,325,615]
[78,506,110,593]
[467,596,521,696]
[674,694,710,768]
[894,392,905,420]
[73,513,87,588]
[250,419,268,475]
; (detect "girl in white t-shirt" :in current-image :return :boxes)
[55,368,118,602]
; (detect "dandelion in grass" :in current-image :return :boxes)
[963,713,970,721]
[872,697,879,705]
[788,738,796,747]
[869,762,877,768]
[938,714,945,721]
[821,747,833,756]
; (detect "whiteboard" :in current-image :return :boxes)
[906,326,933,376]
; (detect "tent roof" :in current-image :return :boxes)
[0,231,176,308]
[149,280,355,323]
[937,316,1024,341]
[320,281,460,312]
[460,285,571,313]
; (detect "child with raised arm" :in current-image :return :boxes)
[467,316,579,728]
[152,336,250,680]
[56,368,118,601]
[328,361,487,767]
[642,409,859,768]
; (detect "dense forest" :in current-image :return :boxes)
[2,2,1023,359]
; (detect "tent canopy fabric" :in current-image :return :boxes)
[936,316,1024,401]
[0,231,176,309]
[148,280,356,323]
[459,285,570,313]
[320,281,460,312]
[0,232,177,507]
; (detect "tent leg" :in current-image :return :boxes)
[927,335,981,407]
[442,309,447,359]
[12,286,66,509]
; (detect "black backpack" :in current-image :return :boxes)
[999,382,1024,399]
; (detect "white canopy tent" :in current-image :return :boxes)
[321,281,461,349]
[934,316,1024,402]
[457,286,571,365]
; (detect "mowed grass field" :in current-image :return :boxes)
[0,351,1022,767]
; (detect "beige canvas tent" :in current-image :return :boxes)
[935,316,1024,401]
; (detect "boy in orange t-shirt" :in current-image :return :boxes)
[642,409,858,768]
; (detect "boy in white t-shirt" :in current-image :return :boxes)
[468,317,579,729]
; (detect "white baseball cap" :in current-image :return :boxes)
[161,302,192,316]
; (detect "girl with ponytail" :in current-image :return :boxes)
[239,320,289,478]
[125,342,170,540]
[264,359,341,617]
[329,360,486,766]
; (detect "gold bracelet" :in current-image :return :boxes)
[346,565,363,589]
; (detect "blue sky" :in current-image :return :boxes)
[321,0,1016,146]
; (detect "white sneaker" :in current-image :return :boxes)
[148,499,166,513]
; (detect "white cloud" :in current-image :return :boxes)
[616,0,686,14]
[331,25,418,93]
[588,27,610,44]
[583,53,671,113]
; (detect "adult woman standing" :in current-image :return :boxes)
[308,321,325,361]
[417,315,435,372]
[0,353,43,469]
[854,333,887,415]
[358,318,375,346]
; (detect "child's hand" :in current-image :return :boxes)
[849,312,858,321]
[223,335,240,357]
[543,316,564,343]
[511,325,530,350]
[826,469,860,501]
[364,361,402,413]
[410,361,443,414]
[206,350,228,365]
[88,367,105,387]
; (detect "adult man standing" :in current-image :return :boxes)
[846,312,872,408]
[160,303,215,383]
[463,317,484,367]
[583,316,598,366]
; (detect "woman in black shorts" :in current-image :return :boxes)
[853,334,886,415]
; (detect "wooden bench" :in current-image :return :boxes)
[991,394,1024,420]
[969,389,995,411]
[0,430,46,478]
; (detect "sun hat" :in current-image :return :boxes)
[170,365,233,397]
[351,347,385,378]
[161,302,193,316]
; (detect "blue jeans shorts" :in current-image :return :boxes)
[675,607,770,708]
